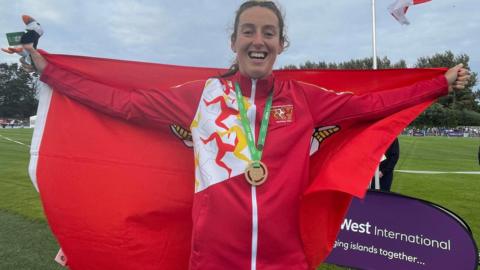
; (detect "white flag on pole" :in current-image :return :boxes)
[388,0,432,25]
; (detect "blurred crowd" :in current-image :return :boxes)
[403,126,480,137]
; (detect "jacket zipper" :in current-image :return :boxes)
[249,79,258,270]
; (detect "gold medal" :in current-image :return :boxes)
[244,161,268,186]
[235,82,273,187]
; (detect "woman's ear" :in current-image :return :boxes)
[278,39,285,55]
[231,36,237,53]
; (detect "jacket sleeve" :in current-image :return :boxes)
[40,63,204,128]
[300,75,448,126]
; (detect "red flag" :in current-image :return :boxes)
[30,52,445,269]
[388,0,432,25]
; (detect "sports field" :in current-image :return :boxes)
[0,128,478,269]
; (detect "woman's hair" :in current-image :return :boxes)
[220,0,289,78]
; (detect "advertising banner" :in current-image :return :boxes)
[325,191,478,269]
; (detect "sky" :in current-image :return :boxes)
[0,0,479,87]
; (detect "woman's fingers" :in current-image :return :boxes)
[458,68,469,76]
[449,67,471,91]
[19,57,35,72]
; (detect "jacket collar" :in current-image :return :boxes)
[232,72,275,99]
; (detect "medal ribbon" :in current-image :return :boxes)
[235,82,273,167]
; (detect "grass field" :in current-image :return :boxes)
[0,128,478,270]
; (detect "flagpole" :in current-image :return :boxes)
[372,0,381,190]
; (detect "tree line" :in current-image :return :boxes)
[0,51,478,127]
[0,63,38,119]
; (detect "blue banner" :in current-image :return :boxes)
[326,191,478,269]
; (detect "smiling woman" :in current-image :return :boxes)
[223,1,288,79]
[11,0,472,270]
[231,6,283,79]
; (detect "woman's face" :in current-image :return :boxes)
[231,6,284,79]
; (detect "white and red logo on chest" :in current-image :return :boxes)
[271,105,293,123]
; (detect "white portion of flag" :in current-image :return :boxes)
[54,248,68,266]
[28,81,53,191]
[388,0,414,25]
[388,0,431,25]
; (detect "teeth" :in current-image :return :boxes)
[249,52,267,59]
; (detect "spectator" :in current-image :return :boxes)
[371,138,400,191]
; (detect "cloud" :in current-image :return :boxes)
[15,0,75,24]
[96,1,171,47]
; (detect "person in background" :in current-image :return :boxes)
[371,137,400,191]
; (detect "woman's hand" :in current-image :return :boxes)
[21,43,47,74]
[445,64,471,93]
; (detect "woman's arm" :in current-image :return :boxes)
[302,65,470,125]
[22,44,202,128]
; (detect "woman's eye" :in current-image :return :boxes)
[264,32,274,38]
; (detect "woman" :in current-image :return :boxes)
[22,1,469,269]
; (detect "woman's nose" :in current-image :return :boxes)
[252,32,264,45]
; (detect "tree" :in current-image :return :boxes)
[415,51,479,112]
[412,103,446,127]
[0,63,38,119]
[460,110,480,126]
